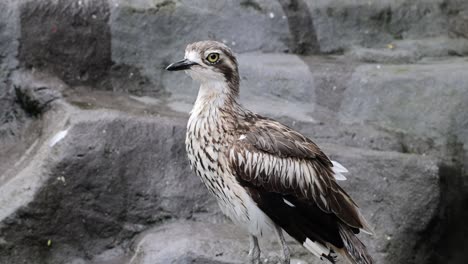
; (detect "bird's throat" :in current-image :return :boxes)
[191,81,238,117]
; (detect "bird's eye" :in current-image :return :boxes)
[206,53,220,64]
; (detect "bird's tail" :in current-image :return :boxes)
[333,225,373,264]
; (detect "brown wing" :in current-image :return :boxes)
[229,116,372,233]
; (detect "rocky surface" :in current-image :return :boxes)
[1,0,467,264]
[0,82,441,264]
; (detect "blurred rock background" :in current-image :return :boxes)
[0,0,467,263]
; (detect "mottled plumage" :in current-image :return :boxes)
[166,40,373,264]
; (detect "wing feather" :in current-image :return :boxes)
[229,116,372,234]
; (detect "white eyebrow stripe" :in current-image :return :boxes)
[204,49,223,56]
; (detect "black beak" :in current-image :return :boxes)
[166,59,198,71]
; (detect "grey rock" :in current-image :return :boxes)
[339,58,468,160]
[12,0,158,97]
[110,0,290,95]
[305,0,468,53]
[12,71,64,117]
[127,221,249,264]
[18,0,112,86]
[1,0,468,263]
[278,0,320,54]
[0,79,441,264]
[126,221,311,264]
[0,0,21,142]
[336,59,468,263]
[122,143,440,264]
[0,83,217,263]
[322,144,440,264]
[347,38,468,64]
[347,46,421,64]
[397,37,468,58]
[450,10,468,38]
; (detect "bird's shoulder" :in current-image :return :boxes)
[233,112,331,166]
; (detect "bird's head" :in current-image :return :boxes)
[166,40,239,95]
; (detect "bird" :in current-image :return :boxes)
[166,40,373,264]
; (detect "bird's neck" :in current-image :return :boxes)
[191,80,241,119]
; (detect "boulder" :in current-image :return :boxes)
[304,0,468,53]
[1,0,468,263]
[339,58,468,159]
[0,75,441,263]
[124,220,310,264]
[116,143,440,264]
[0,76,219,263]
[110,0,290,95]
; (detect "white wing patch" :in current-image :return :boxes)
[283,198,295,207]
[331,160,348,181]
[303,238,329,259]
[239,134,246,140]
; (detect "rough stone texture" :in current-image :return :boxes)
[348,38,468,64]
[109,0,290,96]
[278,0,320,54]
[322,144,440,264]
[0,78,441,263]
[339,59,468,160]
[305,0,468,53]
[450,9,468,38]
[0,0,21,141]
[18,0,112,86]
[127,221,252,264]
[0,83,218,264]
[127,221,310,264]
[123,144,440,264]
[1,0,468,264]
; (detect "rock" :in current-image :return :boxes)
[305,0,467,53]
[322,144,440,264]
[18,0,112,86]
[127,221,249,264]
[1,0,468,263]
[347,38,468,64]
[121,144,440,264]
[448,0,468,38]
[0,0,21,142]
[0,80,441,264]
[125,220,311,264]
[0,84,219,263]
[336,58,468,263]
[278,0,320,54]
[110,0,290,95]
[450,10,468,38]
[12,71,64,117]
[339,58,468,159]
[347,46,420,64]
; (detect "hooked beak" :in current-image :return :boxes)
[166,59,199,71]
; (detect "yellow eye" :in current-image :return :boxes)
[206,53,220,63]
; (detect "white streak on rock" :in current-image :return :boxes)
[49,129,69,147]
